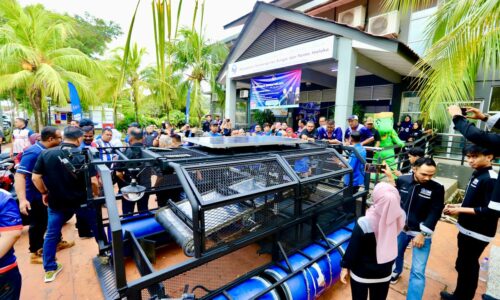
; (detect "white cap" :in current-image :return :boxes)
[486,113,500,129]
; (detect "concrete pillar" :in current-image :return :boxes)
[224,76,237,123]
[334,37,357,138]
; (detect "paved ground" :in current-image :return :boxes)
[15,215,499,300]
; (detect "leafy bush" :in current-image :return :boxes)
[252,109,275,126]
[167,110,187,128]
[115,114,162,132]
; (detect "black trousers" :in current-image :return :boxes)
[350,277,390,300]
[27,199,48,253]
[454,233,489,300]
[75,209,93,237]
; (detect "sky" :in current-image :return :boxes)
[17,0,263,64]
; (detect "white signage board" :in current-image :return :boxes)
[228,36,335,79]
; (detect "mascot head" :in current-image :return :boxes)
[374,112,395,135]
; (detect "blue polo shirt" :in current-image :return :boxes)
[344,143,366,187]
[208,132,221,137]
[0,190,23,273]
[317,127,342,141]
[344,124,365,141]
[17,142,46,202]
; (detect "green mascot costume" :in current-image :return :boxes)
[373,112,405,170]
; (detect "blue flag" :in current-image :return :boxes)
[185,86,191,124]
[68,82,82,121]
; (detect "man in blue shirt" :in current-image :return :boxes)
[344,132,366,193]
[0,189,23,299]
[16,126,74,264]
[344,115,365,144]
[208,121,222,137]
[317,120,342,144]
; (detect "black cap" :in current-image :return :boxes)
[79,118,95,128]
[128,122,140,128]
[210,121,219,126]
[129,128,143,139]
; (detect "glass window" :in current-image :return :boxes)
[489,86,500,112]
[400,91,421,122]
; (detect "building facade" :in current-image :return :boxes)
[217,0,499,131]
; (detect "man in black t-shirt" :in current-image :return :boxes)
[362,117,380,160]
[32,126,98,283]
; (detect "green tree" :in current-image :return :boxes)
[110,44,148,123]
[384,0,500,126]
[0,0,101,130]
[67,12,122,57]
[175,27,228,124]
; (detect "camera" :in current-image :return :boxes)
[364,163,386,173]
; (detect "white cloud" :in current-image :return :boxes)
[17,0,260,64]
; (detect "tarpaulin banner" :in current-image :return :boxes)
[298,102,321,123]
[68,82,82,121]
[250,69,301,109]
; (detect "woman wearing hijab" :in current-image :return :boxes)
[398,115,413,141]
[340,182,406,300]
[408,121,427,149]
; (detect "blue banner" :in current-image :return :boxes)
[298,102,321,123]
[250,69,301,109]
[68,82,82,121]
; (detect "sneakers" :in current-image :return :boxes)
[30,252,43,264]
[390,272,401,284]
[56,240,75,251]
[440,291,457,300]
[44,263,63,283]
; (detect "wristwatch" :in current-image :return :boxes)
[420,231,431,237]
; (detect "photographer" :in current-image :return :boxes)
[32,126,99,283]
[153,129,171,148]
[448,105,499,216]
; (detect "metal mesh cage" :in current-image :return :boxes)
[144,245,272,299]
[183,158,296,206]
[202,191,296,252]
[283,150,347,179]
[282,150,351,213]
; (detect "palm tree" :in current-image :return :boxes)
[383,0,500,126]
[174,28,228,124]
[0,0,101,131]
[109,44,148,123]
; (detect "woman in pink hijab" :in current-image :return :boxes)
[340,182,406,300]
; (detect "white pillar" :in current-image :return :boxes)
[224,76,237,123]
[334,37,357,138]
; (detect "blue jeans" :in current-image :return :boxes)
[393,231,432,300]
[0,266,22,300]
[43,208,74,271]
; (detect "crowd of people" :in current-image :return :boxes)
[0,105,498,300]
[340,106,500,300]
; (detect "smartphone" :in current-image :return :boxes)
[460,107,467,116]
[364,163,386,173]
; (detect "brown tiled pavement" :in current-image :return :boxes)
[15,217,499,300]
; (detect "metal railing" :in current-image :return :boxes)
[329,133,435,187]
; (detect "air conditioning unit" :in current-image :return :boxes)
[338,6,366,29]
[368,11,400,37]
[239,89,249,98]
